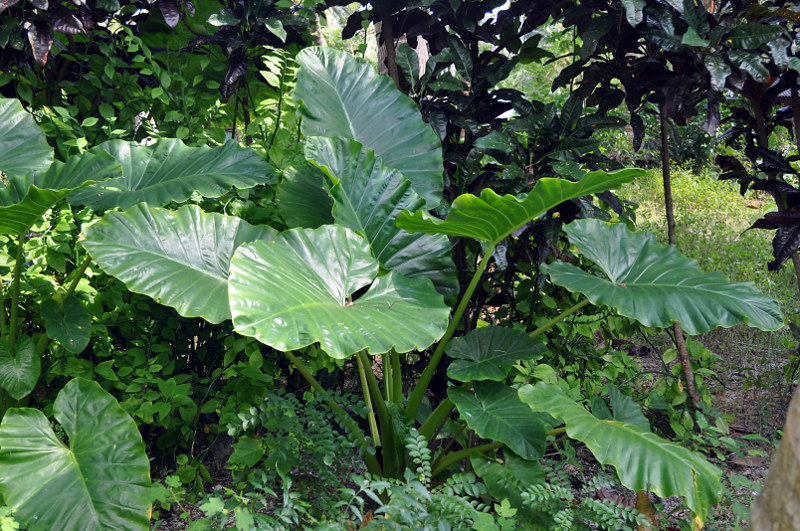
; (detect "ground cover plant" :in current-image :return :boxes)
[1,0,799,529]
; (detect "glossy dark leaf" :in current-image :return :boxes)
[26,21,52,66]
[630,113,644,151]
[221,53,247,102]
[446,326,547,382]
[768,225,800,271]
[48,8,85,35]
[726,23,784,50]
[729,50,768,83]
[158,0,180,28]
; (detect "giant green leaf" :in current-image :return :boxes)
[294,47,443,207]
[446,326,546,382]
[449,381,546,460]
[543,219,783,334]
[0,378,151,530]
[0,336,40,400]
[519,382,722,523]
[82,204,276,323]
[0,97,53,178]
[69,139,274,210]
[228,225,450,359]
[40,295,91,354]
[0,151,121,235]
[397,169,643,245]
[305,136,457,304]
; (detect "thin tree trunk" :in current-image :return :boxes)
[376,6,401,89]
[787,85,800,294]
[660,103,701,408]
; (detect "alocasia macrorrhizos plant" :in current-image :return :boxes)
[78,47,784,527]
[0,95,278,528]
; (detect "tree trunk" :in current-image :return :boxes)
[750,388,800,529]
[660,103,701,408]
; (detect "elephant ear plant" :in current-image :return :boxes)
[0,96,276,529]
[80,47,784,528]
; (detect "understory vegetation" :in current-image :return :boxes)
[1,1,799,530]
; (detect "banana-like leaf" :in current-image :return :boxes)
[69,139,274,210]
[0,151,121,235]
[519,382,721,523]
[543,219,783,334]
[0,336,40,400]
[275,160,334,228]
[449,381,546,460]
[229,225,450,359]
[40,295,91,353]
[0,378,151,530]
[397,169,643,245]
[82,204,276,324]
[0,97,53,178]
[446,326,546,382]
[305,136,458,304]
[294,47,443,207]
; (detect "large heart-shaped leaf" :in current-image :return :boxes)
[0,378,151,530]
[0,336,40,400]
[305,136,457,304]
[82,204,276,323]
[0,97,53,178]
[446,326,546,382]
[229,225,450,359]
[69,139,274,210]
[449,381,546,460]
[397,169,643,245]
[543,219,783,335]
[295,47,443,207]
[519,382,721,523]
[40,295,91,353]
[0,151,121,235]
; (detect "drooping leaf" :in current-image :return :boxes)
[608,385,649,431]
[395,43,420,87]
[82,204,276,324]
[519,382,722,523]
[264,19,286,42]
[543,219,783,334]
[0,336,40,400]
[728,50,769,82]
[446,326,547,382]
[0,97,53,178]
[294,47,443,207]
[0,151,120,235]
[69,139,273,210]
[621,0,645,25]
[275,161,334,228]
[158,0,180,28]
[397,169,643,245]
[26,21,53,66]
[228,225,450,359]
[40,295,91,354]
[305,136,457,304]
[0,378,151,530]
[449,381,546,460]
